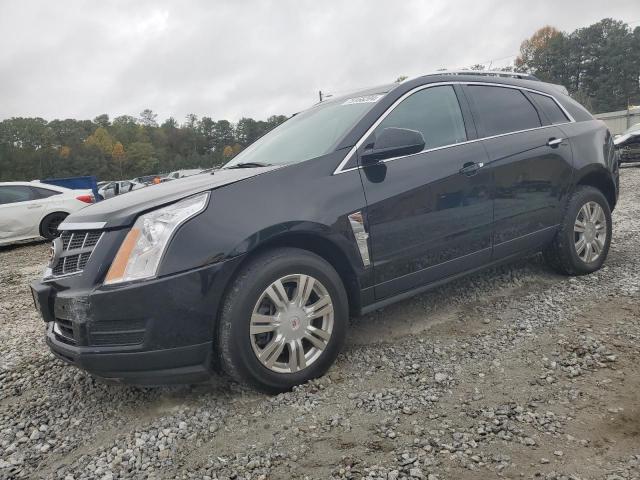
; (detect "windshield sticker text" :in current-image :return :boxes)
[342,94,384,105]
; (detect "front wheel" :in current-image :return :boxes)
[217,247,348,393]
[543,186,612,275]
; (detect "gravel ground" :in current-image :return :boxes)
[1,168,639,480]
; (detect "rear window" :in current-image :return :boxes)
[529,92,569,125]
[32,187,62,199]
[467,85,541,137]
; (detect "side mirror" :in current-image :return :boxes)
[361,127,426,163]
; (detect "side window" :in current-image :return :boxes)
[466,86,541,137]
[374,85,467,150]
[31,187,62,199]
[102,184,116,197]
[0,186,35,205]
[529,92,569,125]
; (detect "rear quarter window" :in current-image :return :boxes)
[529,92,569,124]
[556,94,594,122]
[31,187,62,199]
[466,85,541,137]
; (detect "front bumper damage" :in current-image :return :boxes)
[31,257,242,385]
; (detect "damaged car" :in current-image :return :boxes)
[31,71,619,393]
[614,122,640,164]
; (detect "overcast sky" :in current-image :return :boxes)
[0,0,638,123]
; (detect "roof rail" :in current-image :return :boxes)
[397,71,571,96]
[428,70,540,81]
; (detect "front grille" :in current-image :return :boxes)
[50,230,103,277]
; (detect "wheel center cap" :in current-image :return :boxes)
[280,304,307,339]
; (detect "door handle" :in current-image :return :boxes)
[27,204,42,209]
[547,137,564,147]
[459,162,484,176]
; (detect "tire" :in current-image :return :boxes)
[218,247,348,393]
[543,186,612,275]
[40,212,68,241]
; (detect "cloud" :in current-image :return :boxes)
[0,0,637,122]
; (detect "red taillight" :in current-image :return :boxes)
[76,194,94,204]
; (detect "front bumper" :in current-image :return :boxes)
[31,257,242,385]
[45,331,213,385]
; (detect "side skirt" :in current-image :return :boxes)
[357,237,555,316]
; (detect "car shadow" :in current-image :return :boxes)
[177,254,561,398]
[0,238,48,251]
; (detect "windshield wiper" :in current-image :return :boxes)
[226,162,273,169]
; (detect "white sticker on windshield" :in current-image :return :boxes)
[342,94,384,105]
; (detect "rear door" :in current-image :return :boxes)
[358,84,493,299]
[463,84,573,259]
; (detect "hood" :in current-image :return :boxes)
[614,132,638,146]
[63,166,281,228]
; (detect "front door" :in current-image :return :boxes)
[357,85,494,300]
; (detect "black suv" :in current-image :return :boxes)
[31,72,619,393]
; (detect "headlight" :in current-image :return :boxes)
[104,192,209,285]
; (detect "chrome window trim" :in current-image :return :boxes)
[58,221,106,230]
[333,81,575,175]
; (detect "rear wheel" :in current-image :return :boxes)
[218,248,348,393]
[39,212,68,241]
[543,186,612,275]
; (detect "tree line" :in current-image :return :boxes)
[0,111,288,182]
[514,18,640,113]
[1,17,638,182]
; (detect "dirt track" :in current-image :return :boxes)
[0,168,639,480]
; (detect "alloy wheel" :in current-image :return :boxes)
[250,274,334,374]
[574,200,607,263]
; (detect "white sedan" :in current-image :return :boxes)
[0,182,94,246]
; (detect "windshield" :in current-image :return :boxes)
[223,93,386,168]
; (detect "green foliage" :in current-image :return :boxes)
[127,141,157,174]
[85,127,114,154]
[93,114,110,128]
[516,19,640,113]
[0,113,288,181]
[139,109,158,128]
